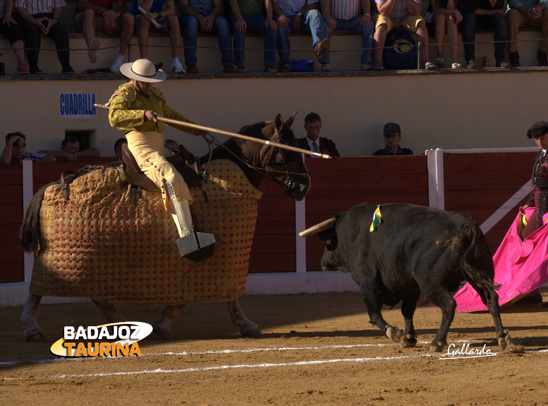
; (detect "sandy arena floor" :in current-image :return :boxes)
[1,291,547,405]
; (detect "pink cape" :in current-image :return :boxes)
[455,207,548,312]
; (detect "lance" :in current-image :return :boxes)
[94,103,331,159]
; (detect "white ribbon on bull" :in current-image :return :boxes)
[94,103,332,159]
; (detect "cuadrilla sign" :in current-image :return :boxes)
[59,93,97,118]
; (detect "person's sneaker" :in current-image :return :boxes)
[280,66,291,72]
[320,63,331,72]
[30,66,42,75]
[172,58,184,73]
[496,59,510,68]
[110,54,124,73]
[361,62,373,71]
[223,65,237,73]
[88,37,100,64]
[62,65,75,74]
[538,50,548,66]
[509,52,520,67]
[315,38,330,59]
[186,64,199,73]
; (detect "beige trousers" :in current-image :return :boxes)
[507,9,548,53]
[126,131,193,207]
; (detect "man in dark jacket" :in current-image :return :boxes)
[372,122,413,156]
[297,112,340,158]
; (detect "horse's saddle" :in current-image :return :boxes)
[121,143,203,191]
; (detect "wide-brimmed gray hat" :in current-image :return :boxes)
[120,59,166,83]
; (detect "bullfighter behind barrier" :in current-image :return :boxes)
[108,58,219,262]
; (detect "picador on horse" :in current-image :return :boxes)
[109,58,220,262]
[19,58,313,341]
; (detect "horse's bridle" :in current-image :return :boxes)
[202,129,310,192]
[261,129,310,191]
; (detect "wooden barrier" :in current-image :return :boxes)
[0,165,24,283]
[443,152,536,250]
[0,152,538,283]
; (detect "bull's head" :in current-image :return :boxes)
[299,216,340,270]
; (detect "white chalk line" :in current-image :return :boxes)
[2,338,544,381]
[0,340,459,367]
[54,353,439,379]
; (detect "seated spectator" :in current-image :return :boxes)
[179,0,237,73]
[272,0,330,72]
[425,0,463,68]
[74,0,134,73]
[0,0,30,74]
[14,0,74,74]
[38,135,101,162]
[131,0,184,73]
[507,0,548,67]
[1,132,56,164]
[230,0,278,72]
[459,0,509,69]
[165,138,179,151]
[296,112,340,157]
[320,0,373,71]
[114,137,127,158]
[373,0,434,70]
[372,122,413,155]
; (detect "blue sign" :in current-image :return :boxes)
[59,93,97,117]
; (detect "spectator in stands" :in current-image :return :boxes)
[114,137,127,157]
[131,0,184,73]
[165,138,179,151]
[230,0,278,72]
[1,132,56,164]
[296,112,340,157]
[320,0,374,71]
[507,0,548,67]
[0,0,30,74]
[459,0,509,69]
[74,0,134,73]
[425,0,463,68]
[272,0,331,72]
[179,0,237,73]
[372,122,413,155]
[372,0,434,70]
[14,0,75,74]
[38,135,101,162]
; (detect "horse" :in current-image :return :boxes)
[20,113,311,341]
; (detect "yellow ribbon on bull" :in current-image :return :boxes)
[370,205,382,232]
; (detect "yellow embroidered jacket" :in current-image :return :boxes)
[108,82,198,135]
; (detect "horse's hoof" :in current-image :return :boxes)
[241,326,264,338]
[152,323,173,340]
[24,329,45,342]
[386,326,403,342]
[429,341,447,353]
[402,334,417,348]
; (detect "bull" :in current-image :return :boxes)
[300,202,514,352]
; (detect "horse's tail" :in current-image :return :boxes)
[19,182,54,252]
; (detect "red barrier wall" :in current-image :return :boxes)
[0,152,538,282]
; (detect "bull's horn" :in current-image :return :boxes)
[299,217,337,238]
